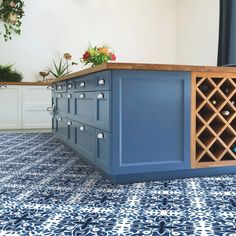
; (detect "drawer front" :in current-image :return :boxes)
[95,71,111,91]
[74,91,110,131]
[74,92,96,126]
[57,117,69,140]
[95,91,110,131]
[67,80,74,92]
[74,122,96,164]
[67,92,74,119]
[53,93,68,117]
[74,74,95,92]
[53,82,67,93]
[96,130,110,173]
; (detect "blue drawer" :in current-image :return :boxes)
[95,71,111,91]
[67,80,74,91]
[74,91,110,131]
[56,117,69,140]
[53,93,68,117]
[96,129,110,173]
[73,122,96,164]
[67,92,74,120]
[74,74,95,91]
[52,82,67,93]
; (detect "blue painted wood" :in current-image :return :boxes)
[57,117,69,141]
[73,91,110,132]
[50,69,236,184]
[111,70,191,175]
[55,82,67,93]
[95,129,111,174]
[74,74,95,91]
[73,121,96,164]
[53,93,68,118]
[95,71,111,91]
[110,166,236,184]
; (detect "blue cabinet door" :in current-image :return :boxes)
[74,92,96,126]
[73,122,96,164]
[53,93,68,118]
[74,91,110,131]
[95,91,110,132]
[57,117,69,141]
[95,129,110,173]
[111,70,191,175]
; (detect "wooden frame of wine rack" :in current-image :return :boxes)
[191,72,236,168]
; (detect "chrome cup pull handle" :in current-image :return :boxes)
[79,93,85,99]
[0,85,7,89]
[97,93,104,99]
[98,79,105,85]
[79,125,85,131]
[97,133,104,139]
[80,82,85,87]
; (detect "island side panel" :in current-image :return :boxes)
[111,70,191,176]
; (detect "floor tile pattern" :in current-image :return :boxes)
[0,133,236,235]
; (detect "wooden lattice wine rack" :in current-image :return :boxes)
[191,72,236,168]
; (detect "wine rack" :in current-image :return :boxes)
[192,73,236,168]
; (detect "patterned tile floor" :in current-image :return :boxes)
[0,133,236,235]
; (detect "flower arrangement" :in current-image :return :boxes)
[46,53,78,78]
[0,0,25,41]
[81,45,116,67]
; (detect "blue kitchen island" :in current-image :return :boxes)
[51,63,236,183]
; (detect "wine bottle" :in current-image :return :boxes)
[212,100,217,105]
[231,145,236,153]
[199,84,208,93]
[221,110,230,116]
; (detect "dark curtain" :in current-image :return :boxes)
[218,0,236,66]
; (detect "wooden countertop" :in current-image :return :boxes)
[0,81,52,86]
[52,62,236,83]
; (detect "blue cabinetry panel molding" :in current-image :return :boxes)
[50,68,236,183]
[111,70,191,175]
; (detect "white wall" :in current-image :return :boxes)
[176,0,219,66]
[0,0,177,82]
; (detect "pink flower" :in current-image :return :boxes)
[110,53,116,61]
[83,51,90,61]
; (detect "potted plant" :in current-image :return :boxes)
[0,0,25,41]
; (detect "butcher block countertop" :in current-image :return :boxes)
[52,62,236,83]
[0,81,52,86]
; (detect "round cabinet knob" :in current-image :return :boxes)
[98,79,105,85]
[68,121,72,125]
[67,94,72,98]
[58,85,62,90]
[47,85,52,90]
[79,93,85,99]
[79,125,85,131]
[97,93,104,99]
[80,82,85,87]
[58,118,62,121]
[97,133,104,139]
[58,93,62,98]
[68,84,72,89]
[51,87,55,91]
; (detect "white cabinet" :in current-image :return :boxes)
[0,85,22,129]
[0,85,51,130]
